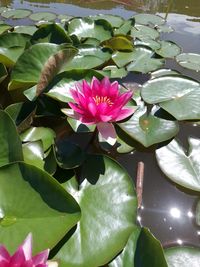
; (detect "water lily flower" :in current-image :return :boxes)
[62,77,134,145]
[0,233,49,267]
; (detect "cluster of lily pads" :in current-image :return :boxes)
[0,7,200,266]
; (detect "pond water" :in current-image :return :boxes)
[1,0,200,248]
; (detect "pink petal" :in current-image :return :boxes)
[101,77,111,96]
[32,249,49,265]
[68,102,85,115]
[110,81,119,98]
[97,122,117,145]
[99,114,112,122]
[0,245,10,262]
[21,234,32,261]
[88,102,97,117]
[82,80,92,96]
[91,77,101,96]
[70,89,80,103]
[115,108,135,121]
[117,91,133,106]
[10,247,26,265]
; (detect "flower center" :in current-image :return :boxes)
[93,96,113,106]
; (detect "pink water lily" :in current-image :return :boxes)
[0,233,49,267]
[62,77,134,145]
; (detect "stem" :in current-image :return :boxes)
[136,161,144,209]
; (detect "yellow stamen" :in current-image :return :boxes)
[93,96,113,106]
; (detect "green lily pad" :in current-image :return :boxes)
[176,53,200,71]
[101,35,133,51]
[67,117,96,133]
[0,110,23,167]
[0,24,12,35]
[0,32,30,67]
[66,17,112,42]
[14,25,37,35]
[9,43,77,95]
[31,23,72,44]
[141,75,200,120]
[131,24,160,40]
[156,41,181,58]
[103,65,128,78]
[135,228,168,267]
[114,19,135,35]
[135,38,161,50]
[57,14,73,23]
[0,162,80,254]
[89,14,124,28]
[54,154,137,267]
[29,12,57,22]
[46,69,104,103]
[165,247,200,267]
[156,25,174,33]
[108,226,140,267]
[82,37,100,46]
[117,106,179,147]
[22,141,44,170]
[133,14,165,26]
[20,126,56,152]
[1,9,31,19]
[196,199,200,225]
[113,46,164,73]
[151,69,180,78]
[156,137,200,192]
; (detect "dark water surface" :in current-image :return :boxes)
[1,0,200,247]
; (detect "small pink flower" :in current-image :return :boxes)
[0,233,49,267]
[62,77,134,145]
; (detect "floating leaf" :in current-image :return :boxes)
[29,12,57,21]
[0,162,80,254]
[156,137,200,191]
[31,23,72,44]
[0,32,30,67]
[54,155,137,267]
[0,110,23,167]
[0,24,12,35]
[114,19,135,35]
[1,9,31,19]
[101,35,133,51]
[157,25,174,33]
[58,14,73,23]
[131,24,159,40]
[103,65,128,78]
[89,14,124,28]
[134,228,168,267]
[20,126,56,152]
[133,14,165,26]
[141,76,200,120]
[151,69,180,78]
[117,106,179,147]
[165,247,200,267]
[176,53,200,71]
[108,226,140,267]
[9,43,77,95]
[22,141,44,170]
[0,63,7,83]
[196,199,200,225]
[66,17,112,42]
[46,69,104,102]
[135,38,161,50]
[67,117,96,133]
[14,25,37,35]
[156,40,181,58]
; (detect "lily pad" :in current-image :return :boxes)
[31,23,72,45]
[156,137,200,192]
[141,76,200,120]
[103,65,128,78]
[117,106,179,147]
[131,24,160,40]
[151,69,180,78]
[156,41,181,58]
[67,117,96,133]
[0,110,23,167]
[1,9,31,19]
[14,25,37,35]
[0,24,12,35]
[9,43,77,94]
[135,228,168,267]
[46,69,104,102]
[135,38,161,50]
[0,162,80,254]
[54,154,137,267]
[101,35,133,51]
[114,19,135,35]
[0,32,31,67]
[133,14,165,26]
[22,141,44,170]
[108,226,140,267]
[66,17,112,42]
[176,53,200,71]
[165,246,200,267]
[29,12,57,22]
[0,63,7,83]
[20,126,56,152]
[89,14,124,28]
[156,25,174,33]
